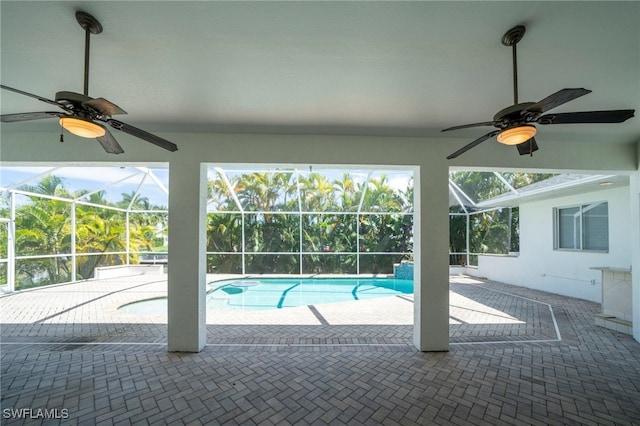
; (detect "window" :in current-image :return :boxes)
[554,202,608,251]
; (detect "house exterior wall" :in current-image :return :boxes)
[475,185,631,303]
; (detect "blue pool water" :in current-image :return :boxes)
[118,277,413,314]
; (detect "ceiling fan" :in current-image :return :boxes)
[444,25,634,160]
[0,11,177,154]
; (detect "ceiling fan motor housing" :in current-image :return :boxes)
[493,102,536,127]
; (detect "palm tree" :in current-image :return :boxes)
[23,175,69,198]
[74,207,126,279]
[206,169,414,275]
[300,172,335,211]
[14,176,72,288]
[448,172,554,262]
[333,172,357,211]
[356,175,413,273]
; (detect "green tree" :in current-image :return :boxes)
[14,176,72,288]
[449,172,553,263]
[206,170,413,275]
[75,206,127,279]
[11,175,163,287]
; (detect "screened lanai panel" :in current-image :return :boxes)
[0,166,57,189]
[75,205,126,252]
[449,171,513,210]
[228,169,299,212]
[359,254,408,274]
[301,254,357,274]
[298,169,370,212]
[1,165,169,289]
[207,169,238,212]
[360,171,413,213]
[14,193,71,256]
[0,221,7,285]
[129,167,169,210]
[207,254,242,274]
[0,191,8,219]
[244,213,300,252]
[245,254,300,274]
[359,213,413,253]
[59,167,144,205]
[206,165,415,275]
[129,212,169,248]
[16,257,71,290]
[206,213,242,251]
[70,167,169,209]
[448,171,561,209]
[0,166,169,209]
[302,214,357,253]
[0,222,6,258]
[76,254,125,281]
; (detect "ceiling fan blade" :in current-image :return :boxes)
[95,125,125,154]
[442,121,495,132]
[446,130,500,160]
[106,119,178,152]
[537,109,635,125]
[516,137,539,156]
[83,98,127,116]
[1,111,61,122]
[1,84,61,107]
[523,88,592,114]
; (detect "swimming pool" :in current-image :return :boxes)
[118,277,413,314]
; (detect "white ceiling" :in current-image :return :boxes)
[1,1,639,148]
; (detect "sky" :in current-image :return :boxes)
[1,165,413,211]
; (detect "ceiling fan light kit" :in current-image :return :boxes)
[496,125,537,145]
[59,116,105,138]
[443,25,635,159]
[0,11,178,154]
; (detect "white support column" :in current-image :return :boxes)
[631,154,640,343]
[168,162,207,352]
[413,164,450,351]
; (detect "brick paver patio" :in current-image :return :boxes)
[1,273,639,424]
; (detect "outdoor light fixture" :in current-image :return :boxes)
[496,125,537,145]
[59,117,106,138]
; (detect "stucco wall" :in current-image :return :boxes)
[475,185,631,302]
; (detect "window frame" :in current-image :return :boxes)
[553,201,609,252]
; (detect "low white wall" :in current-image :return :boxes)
[449,265,480,277]
[471,185,631,303]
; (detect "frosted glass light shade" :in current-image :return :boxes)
[59,117,105,138]
[496,125,537,145]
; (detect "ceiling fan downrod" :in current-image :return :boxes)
[501,25,525,105]
[75,11,103,96]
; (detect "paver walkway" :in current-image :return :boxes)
[1,274,639,424]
